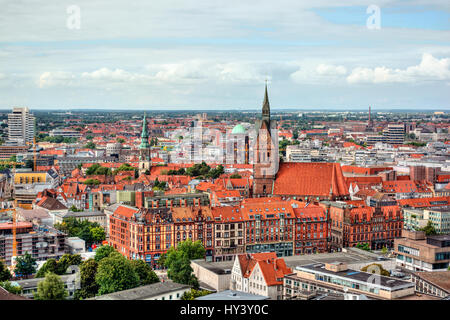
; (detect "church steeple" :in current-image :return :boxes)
[139,113,150,149]
[262,82,270,121]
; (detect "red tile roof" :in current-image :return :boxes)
[274,162,348,197]
[114,205,139,218]
[236,252,292,286]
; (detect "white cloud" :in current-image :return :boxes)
[347,53,450,84]
[38,71,76,88]
[81,68,152,83]
[316,64,347,76]
[38,61,297,88]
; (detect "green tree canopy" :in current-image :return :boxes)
[84,141,96,149]
[83,178,101,186]
[95,253,140,295]
[94,245,117,262]
[361,263,390,277]
[86,164,112,176]
[113,163,135,175]
[90,227,106,243]
[0,259,11,281]
[14,252,37,277]
[36,254,82,278]
[54,218,104,248]
[164,240,204,288]
[176,239,206,260]
[0,281,22,295]
[419,221,437,236]
[130,259,160,286]
[56,254,82,275]
[36,258,58,278]
[181,289,211,300]
[74,258,99,300]
[356,243,371,251]
[35,272,68,300]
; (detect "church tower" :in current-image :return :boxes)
[253,84,279,197]
[139,113,151,174]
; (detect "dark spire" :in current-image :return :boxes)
[262,81,270,120]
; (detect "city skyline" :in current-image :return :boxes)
[0,1,449,110]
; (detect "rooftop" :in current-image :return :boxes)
[88,281,190,300]
[413,271,450,293]
[297,263,413,290]
[196,289,268,300]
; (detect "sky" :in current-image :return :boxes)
[0,0,449,111]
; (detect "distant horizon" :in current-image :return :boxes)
[0,107,448,113]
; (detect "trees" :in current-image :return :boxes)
[116,138,125,143]
[130,259,160,286]
[95,253,140,295]
[35,254,82,278]
[69,205,83,212]
[181,289,211,300]
[84,141,96,149]
[0,281,22,295]
[74,259,99,300]
[176,239,206,260]
[36,258,58,278]
[361,263,390,277]
[14,252,37,277]
[54,218,105,248]
[83,178,101,186]
[34,273,68,300]
[56,254,82,275]
[86,164,111,176]
[157,253,167,269]
[419,221,437,236]
[0,259,11,281]
[90,227,106,244]
[113,163,135,175]
[94,245,117,262]
[152,178,167,191]
[356,243,371,251]
[230,173,242,179]
[164,240,205,288]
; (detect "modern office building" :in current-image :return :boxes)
[384,124,405,145]
[403,207,450,234]
[394,230,450,272]
[284,262,415,300]
[7,107,35,145]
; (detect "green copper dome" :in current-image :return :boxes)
[231,124,246,134]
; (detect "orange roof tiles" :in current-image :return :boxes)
[274,162,348,197]
[114,205,139,218]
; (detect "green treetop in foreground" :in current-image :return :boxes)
[14,252,37,277]
[34,273,68,300]
[164,239,205,288]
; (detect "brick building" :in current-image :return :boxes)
[324,201,403,251]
